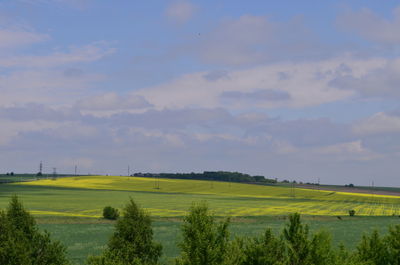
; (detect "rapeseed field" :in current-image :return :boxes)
[1,175,398,218]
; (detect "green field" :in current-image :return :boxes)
[1,175,400,264]
[2,175,400,217]
[35,216,400,265]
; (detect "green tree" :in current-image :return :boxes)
[240,228,285,265]
[0,195,69,265]
[356,230,389,265]
[332,244,366,265]
[175,202,230,265]
[308,230,336,265]
[386,224,400,265]
[283,213,311,265]
[88,199,162,265]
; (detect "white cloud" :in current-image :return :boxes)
[132,56,392,110]
[337,6,400,45]
[0,69,104,106]
[76,93,152,111]
[0,41,114,107]
[329,58,400,98]
[190,15,320,66]
[0,43,115,68]
[165,0,196,24]
[312,140,381,161]
[353,112,400,135]
[0,118,68,145]
[0,29,49,49]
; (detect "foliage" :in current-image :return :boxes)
[349,210,356,216]
[240,228,285,265]
[355,225,400,265]
[88,199,162,265]
[175,202,231,265]
[282,213,312,265]
[386,225,400,264]
[308,231,336,265]
[356,230,389,265]
[133,171,277,184]
[103,206,119,220]
[0,195,69,265]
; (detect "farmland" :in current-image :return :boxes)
[2,175,400,217]
[1,175,400,264]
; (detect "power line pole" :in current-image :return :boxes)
[291,182,296,198]
[371,180,375,200]
[74,165,77,176]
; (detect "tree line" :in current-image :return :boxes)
[133,171,278,184]
[1,196,400,265]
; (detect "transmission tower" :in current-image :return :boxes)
[39,161,43,174]
[291,182,296,198]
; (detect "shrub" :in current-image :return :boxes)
[349,210,356,217]
[103,206,119,220]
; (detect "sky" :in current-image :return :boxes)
[1,0,400,186]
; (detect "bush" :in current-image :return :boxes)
[349,210,356,217]
[103,206,119,220]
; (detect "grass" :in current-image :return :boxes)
[2,175,400,217]
[1,175,400,264]
[37,215,400,265]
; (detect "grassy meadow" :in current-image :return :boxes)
[1,175,400,264]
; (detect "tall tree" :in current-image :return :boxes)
[175,202,230,265]
[0,195,69,265]
[88,199,162,265]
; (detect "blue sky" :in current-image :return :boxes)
[1,0,400,186]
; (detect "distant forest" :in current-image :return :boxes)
[132,171,278,184]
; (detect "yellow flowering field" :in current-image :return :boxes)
[1,175,399,218]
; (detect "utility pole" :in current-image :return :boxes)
[39,161,43,174]
[52,168,57,179]
[291,182,296,198]
[128,165,130,176]
[74,165,77,176]
[371,180,375,199]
